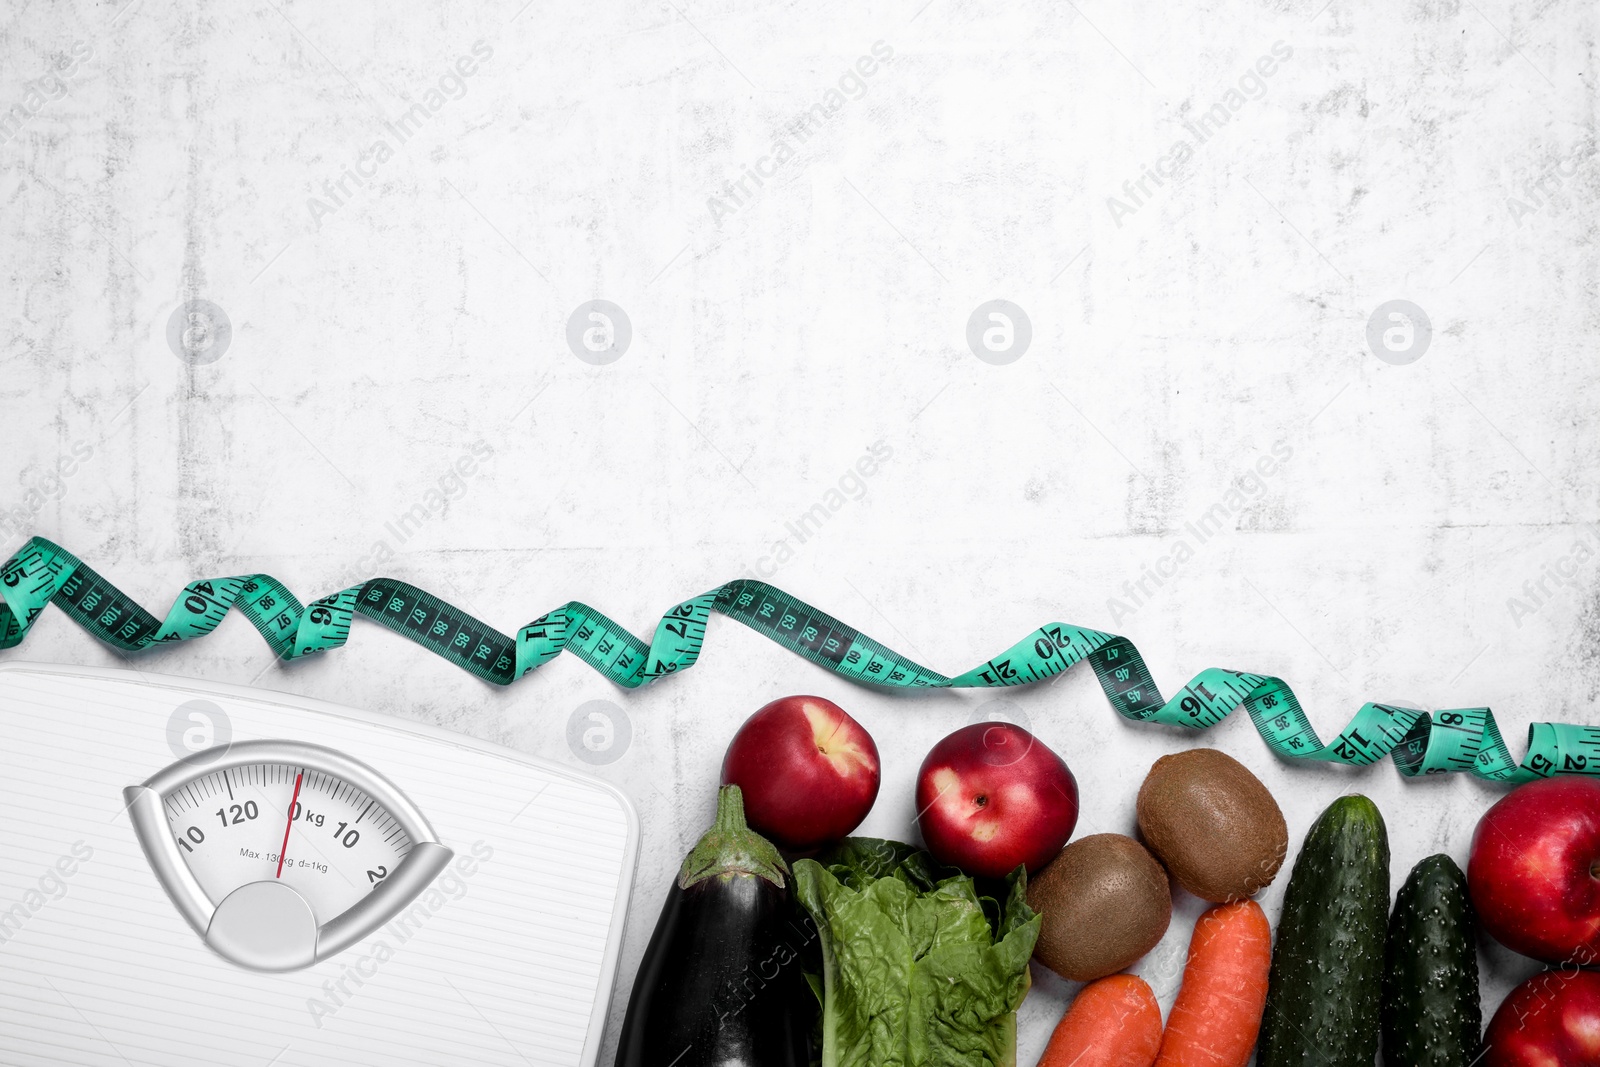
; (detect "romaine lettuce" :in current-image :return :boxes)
[793,839,1041,1067]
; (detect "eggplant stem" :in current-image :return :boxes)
[678,785,790,890]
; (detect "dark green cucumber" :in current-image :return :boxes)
[1258,794,1390,1067]
[1381,854,1482,1067]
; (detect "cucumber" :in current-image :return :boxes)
[1258,794,1390,1067]
[1381,854,1482,1067]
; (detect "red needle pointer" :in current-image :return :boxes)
[276,771,303,879]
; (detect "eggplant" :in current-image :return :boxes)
[614,785,808,1067]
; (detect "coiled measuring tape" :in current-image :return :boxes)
[3,536,1594,783]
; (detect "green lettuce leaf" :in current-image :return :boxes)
[793,839,1041,1067]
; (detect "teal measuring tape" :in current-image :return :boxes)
[2,536,1593,783]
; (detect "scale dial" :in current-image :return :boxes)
[126,740,453,972]
[162,763,415,922]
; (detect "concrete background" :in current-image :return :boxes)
[3,0,1597,1060]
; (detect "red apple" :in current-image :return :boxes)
[720,696,880,851]
[1485,968,1600,1066]
[1469,777,1600,964]
[915,722,1078,878]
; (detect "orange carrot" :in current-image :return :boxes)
[1153,900,1273,1067]
[1037,974,1163,1067]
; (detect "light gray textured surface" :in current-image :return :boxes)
[2,0,1595,1059]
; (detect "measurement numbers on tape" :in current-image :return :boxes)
[5,535,1593,784]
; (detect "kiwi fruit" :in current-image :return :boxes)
[1136,747,1287,903]
[1027,833,1171,982]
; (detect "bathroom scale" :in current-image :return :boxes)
[0,662,639,1065]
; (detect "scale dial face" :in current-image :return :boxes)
[162,763,415,923]
[126,740,453,972]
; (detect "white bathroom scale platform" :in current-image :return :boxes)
[0,662,639,1066]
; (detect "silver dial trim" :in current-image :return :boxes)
[125,739,454,971]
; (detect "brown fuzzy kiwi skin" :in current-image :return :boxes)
[1026,833,1172,982]
[1136,748,1288,903]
